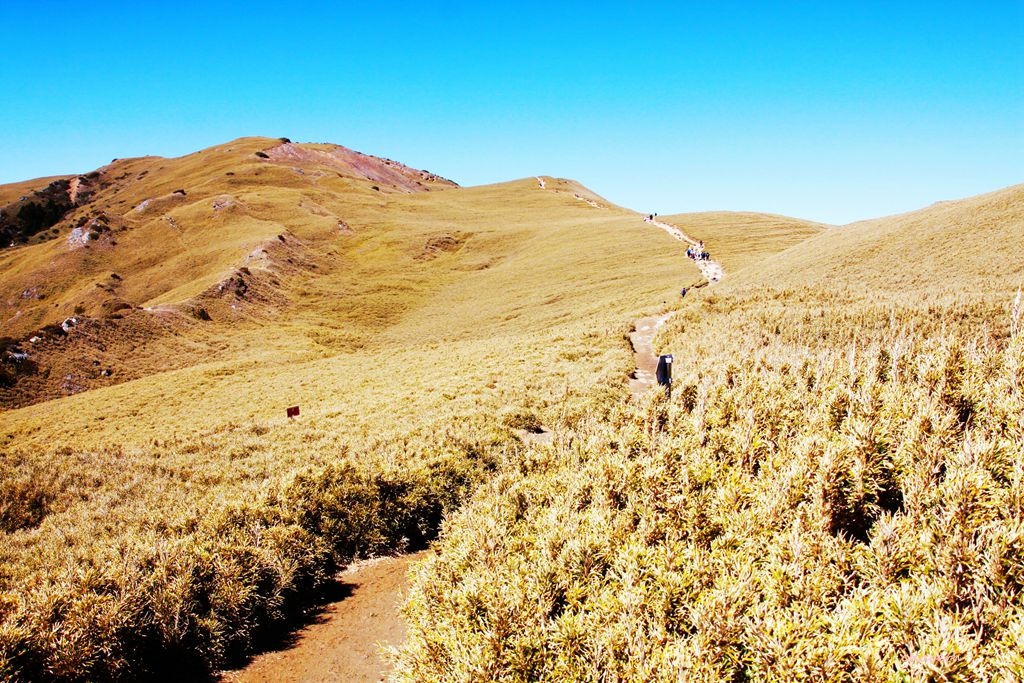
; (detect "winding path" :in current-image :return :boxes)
[626,216,727,396]
[223,189,727,682]
[643,216,725,283]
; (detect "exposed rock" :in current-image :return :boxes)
[416,232,470,260]
[262,142,457,193]
[67,227,90,248]
[212,196,236,211]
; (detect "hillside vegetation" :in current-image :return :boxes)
[2,137,1019,681]
[0,136,460,406]
[393,186,1024,681]
[0,139,820,680]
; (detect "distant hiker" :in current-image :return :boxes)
[680,287,688,297]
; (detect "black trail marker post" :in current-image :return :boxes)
[286,405,300,419]
[656,354,673,398]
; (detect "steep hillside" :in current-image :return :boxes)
[0,137,458,408]
[0,175,96,248]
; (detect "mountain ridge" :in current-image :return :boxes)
[2,138,1020,412]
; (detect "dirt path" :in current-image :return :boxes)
[573,192,603,208]
[627,215,728,397]
[219,200,725,682]
[628,312,673,398]
[643,216,724,282]
[534,175,604,208]
[220,551,428,683]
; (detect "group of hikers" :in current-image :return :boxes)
[686,240,710,262]
[639,212,713,291]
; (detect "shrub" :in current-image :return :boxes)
[393,301,1024,681]
[0,441,496,681]
[0,474,56,532]
[500,409,544,433]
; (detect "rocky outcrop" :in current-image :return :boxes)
[260,142,457,193]
[0,173,100,248]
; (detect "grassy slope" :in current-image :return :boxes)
[0,137,867,679]
[0,137,425,340]
[661,210,829,275]
[394,185,1024,681]
[0,137,461,406]
[662,183,1024,378]
[740,184,1024,297]
[1,175,683,447]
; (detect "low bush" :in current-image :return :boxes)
[500,409,544,433]
[0,444,497,681]
[394,306,1024,681]
[0,472,59,533]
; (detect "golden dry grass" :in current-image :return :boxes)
[393,185,1024,682]
[3,138,819,679]
[661,210,828,275]
[6,135,1008,681]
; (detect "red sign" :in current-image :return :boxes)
[286,405,300,418]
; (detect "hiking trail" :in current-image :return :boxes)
[628,312,673,398]
[219,551,427,683]
[222,190,726,682]
[533,175,604,208]
[626,215,727,398]
[643,216,725,283]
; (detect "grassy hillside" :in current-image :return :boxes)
[661,210,828,274]
[6,133,984,681]
[0,136,458,406]
[393,186,1024,681]
[0,141,833,680]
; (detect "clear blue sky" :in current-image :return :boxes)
[2,1,1021,224]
